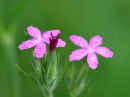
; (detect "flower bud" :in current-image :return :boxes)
[49,32,59,52]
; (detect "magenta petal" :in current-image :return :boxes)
[56,39,66,47]
[96,46,113,58]
[27,26,41,38]
[87,53,98,70]
[34,43,46,58]
[18,40,36,50]
[89,35,102,48]
[42,32,50,44]
[47,29,61,36]
[69,49,88,61]
[70,35,88,48]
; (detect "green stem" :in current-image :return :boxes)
[35,78,53,97]
[33,52,55,97]
[47,51,57,91]
[69,64,89,97]
[76,64,88,84]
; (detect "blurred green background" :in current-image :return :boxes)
[0,0,130,97]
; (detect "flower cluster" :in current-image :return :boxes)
[19,26,114,70]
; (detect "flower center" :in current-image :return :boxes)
[33,35,44,44]
[87,46,95,54]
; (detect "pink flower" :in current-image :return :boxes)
[18,26,66,58]
[69,35,113,70]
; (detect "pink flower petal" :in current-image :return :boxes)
[43,30,61,43]
[56,39,66,47]
[18,40,36,50]
[96,46,113,58]
[27,26,41,38]
[48,29,61,36]
[89,35,102,48]
[87,53,98,70]
[70,35,88,48]
[34,42,46,58]
[69,49,88,61]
